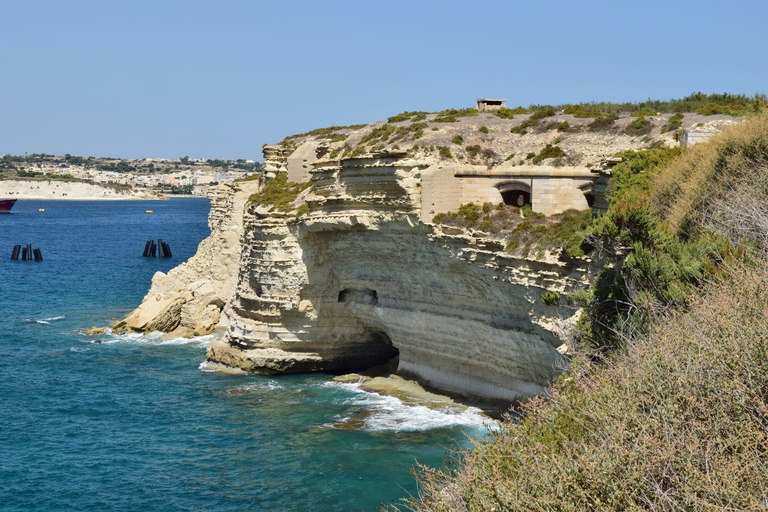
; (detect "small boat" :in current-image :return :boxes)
[145,210,154,214]
[0,199,17,214]
[39,208,45,212]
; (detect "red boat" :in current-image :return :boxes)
[0,199,17,213]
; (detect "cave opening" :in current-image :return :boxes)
[338,288,378,305]
[583,191,595,208]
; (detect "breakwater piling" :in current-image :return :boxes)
[142,239,171,258]
[11,243,43,261]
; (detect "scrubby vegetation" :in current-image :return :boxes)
[433,202,590,259]
[247,172,311,212]
[531,143,566,164]
[401,110,768,512]
[624,115,652,136]
[401,265,768,511]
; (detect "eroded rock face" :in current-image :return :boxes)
[205,156,590,403]
[111,181,258,336]
[119,155,590,403]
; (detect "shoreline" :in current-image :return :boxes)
[0,179,174,201]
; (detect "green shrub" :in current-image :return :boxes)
[479,126,489,134]
[531,144,566,164]
[457,203,481,227]
[387,111,428,123]
[662,112,684,133]
[247,172,311,212]
[557,121,570,132]
[510,125,528,135]
[588,113,619,131]
[493,106,529,119]
[433,108,479,123]
[563,104,603,118]
[504,153,516,161]
[540,290,560,306]
[624,115,652,136]
[465,145,481,158]
[437,146,453,159]
[452,135,463,145]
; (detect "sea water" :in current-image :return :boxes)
[0,199,491,511]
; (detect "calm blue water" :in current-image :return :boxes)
[0,199,489,511]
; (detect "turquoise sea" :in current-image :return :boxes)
[0,199,490,511]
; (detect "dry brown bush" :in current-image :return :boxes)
[653,112,768,239]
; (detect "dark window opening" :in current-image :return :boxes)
[584,192,595,208]
[501,190,531,207]
[338,288,378,305]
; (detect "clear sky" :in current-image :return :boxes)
[1,0,766,160]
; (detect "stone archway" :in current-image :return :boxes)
[497,181,532,208]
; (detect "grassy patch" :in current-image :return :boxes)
[492,106,529,119]
[432,108,479,123]
[248,172,311,212]
[387,111,429,123]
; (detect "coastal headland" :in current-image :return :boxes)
[112,96,748,408]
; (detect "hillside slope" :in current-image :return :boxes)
[401,111,768,511]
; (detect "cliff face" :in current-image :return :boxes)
[116,151,594,403]
[204,156,589,403]
[112,181,259,337]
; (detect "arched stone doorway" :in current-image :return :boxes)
[497,181,532,208]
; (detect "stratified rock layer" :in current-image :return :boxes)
[206,156,589,403]
[111,181,258,336]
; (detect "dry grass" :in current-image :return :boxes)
[653,112,768,238]
[398,263,768,511]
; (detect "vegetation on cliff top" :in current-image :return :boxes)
[400,111,768,511]
[247,172,311,212]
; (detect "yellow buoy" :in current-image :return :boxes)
[39,208,45,212]
[145,210,154,214]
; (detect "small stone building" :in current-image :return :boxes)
[680,130,715,146]
[476,98,507,111]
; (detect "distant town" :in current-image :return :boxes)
[0,153,262,195]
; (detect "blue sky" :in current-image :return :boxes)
[1,0,766,160]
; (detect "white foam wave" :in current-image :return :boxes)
[25,315,65,324]
[328,381,496,433]
[225,380,285,392]
[198,360,248,374]
[99,330,213,347]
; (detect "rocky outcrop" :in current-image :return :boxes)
[205,155,590,403]
[111,181,258,336]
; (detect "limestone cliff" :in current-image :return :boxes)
[203,155,589,403]
[112,181,259,337]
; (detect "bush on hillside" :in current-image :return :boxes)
[402,264,768,512]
